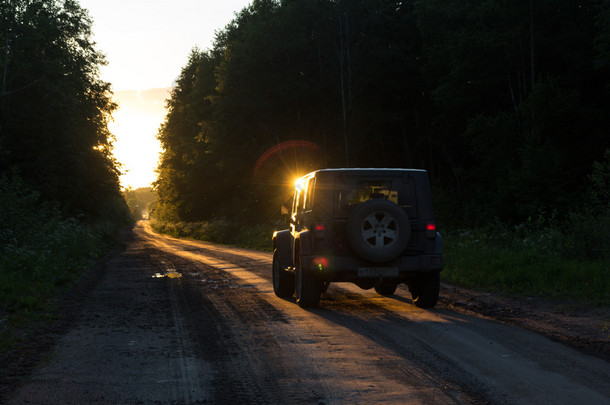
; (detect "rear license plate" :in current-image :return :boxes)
[357,267,399,278]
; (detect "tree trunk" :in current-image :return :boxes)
[338,13,350,167]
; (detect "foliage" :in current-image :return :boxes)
[123,187,157,220]
[567,149,610,262]
[0,174,121,336]
[443,152,609,303]
[443,224,609,305]
[0,1,130,349]
[415,0,608,224]
[0,0,125,219]
[587,149,610,213]
[150,218,275,251]
[154,0,609,231]
[155,0,431,223]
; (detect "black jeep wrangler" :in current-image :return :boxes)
[272,168,444,308]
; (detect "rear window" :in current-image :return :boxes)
[335,177,417,217]
[342,181,398,205]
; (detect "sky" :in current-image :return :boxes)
[78,0,253,189]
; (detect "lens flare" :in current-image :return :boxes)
[253,140,320,177]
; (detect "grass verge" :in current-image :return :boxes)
[0,174,128,353]
[0,220,123,352]
[443,228,609,305]
[150,218,276,251]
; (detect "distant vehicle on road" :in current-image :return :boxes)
[272,168,444,308]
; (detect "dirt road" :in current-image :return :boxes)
[7,222,610,404]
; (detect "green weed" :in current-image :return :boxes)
[150,218,276,251]
[0,175,123,351]
[444,227,609,305]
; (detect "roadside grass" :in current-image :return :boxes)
[150,218,276,251]
[443,227,609,305]
[0,175,127,353]
[0,220,121,351]
[151,217,609,306]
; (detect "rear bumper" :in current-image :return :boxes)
[302,254,444,281]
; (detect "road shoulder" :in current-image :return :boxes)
[439,283,610,362]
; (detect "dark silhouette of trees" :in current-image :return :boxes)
[0,0,125,219]
[154,0,609,226]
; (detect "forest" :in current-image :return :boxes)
[1,0,126,218]
[154,0,609,232]
[0,1,129,321]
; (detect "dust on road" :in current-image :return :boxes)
[6,222,610,404]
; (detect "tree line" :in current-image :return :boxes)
[155,0,609,227]
[1,1,129,323]
[1,0,127,220]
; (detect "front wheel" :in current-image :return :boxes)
[295,252,321,308]
[272,250,294,298]
[408,271,440,308]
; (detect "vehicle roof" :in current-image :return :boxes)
[302,168,427,178]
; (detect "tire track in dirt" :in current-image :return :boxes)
[8,243,213,404]
[140,222,610,405]
[141,226,472,404]
[7,223,609,404]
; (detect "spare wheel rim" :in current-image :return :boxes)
[361,210,399,249]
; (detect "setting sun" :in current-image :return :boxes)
[76,0,253,190]
[110,89,170,189]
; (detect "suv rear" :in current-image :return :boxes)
[272,168,444,308]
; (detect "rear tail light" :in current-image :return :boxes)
[313,223,326,239]
[313,257,329,271]
[425,223,436,238]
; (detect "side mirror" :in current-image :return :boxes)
[280,205,292,224]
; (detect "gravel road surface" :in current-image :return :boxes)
[6,222,609,404]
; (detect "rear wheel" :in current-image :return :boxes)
[409,271,440,308]
[295,251,321,308]
[272,250,294,298]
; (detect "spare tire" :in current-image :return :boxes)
[346,199,410,263]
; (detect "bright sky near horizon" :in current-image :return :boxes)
[79,0,252,189]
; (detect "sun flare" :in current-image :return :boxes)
[110,89,170,189]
